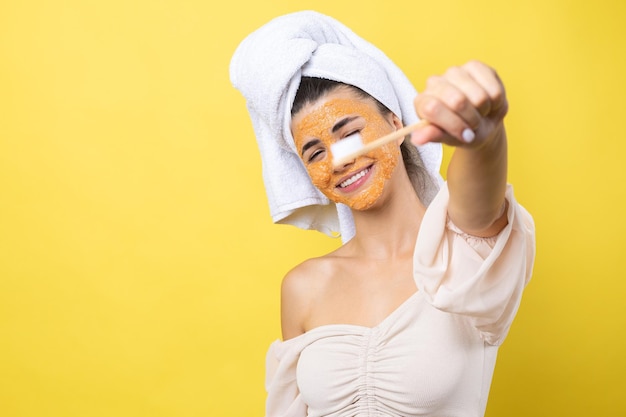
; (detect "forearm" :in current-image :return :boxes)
[411,60,511,235]
[446,124,508,236]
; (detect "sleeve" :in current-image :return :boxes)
[413,183,536,345]
[265,339,308,417]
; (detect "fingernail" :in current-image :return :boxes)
[462,128,475,143]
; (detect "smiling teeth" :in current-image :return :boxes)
[339,168,370,188]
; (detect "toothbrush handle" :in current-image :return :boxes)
[333,119,428,166]
[359,120,428,153]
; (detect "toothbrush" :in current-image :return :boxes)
[331,120,429,168]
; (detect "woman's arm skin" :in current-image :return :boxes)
[412,60,509,237]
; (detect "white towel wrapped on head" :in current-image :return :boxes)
[229,10,443,242]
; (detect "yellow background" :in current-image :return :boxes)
[1,0,624,416]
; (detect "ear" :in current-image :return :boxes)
[390,114,405,145]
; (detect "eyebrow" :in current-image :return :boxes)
[301,139,321,156]
[331,116,359,133]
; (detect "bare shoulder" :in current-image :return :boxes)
[280,256,336,341]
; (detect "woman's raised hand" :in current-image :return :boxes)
[411,60,508,148]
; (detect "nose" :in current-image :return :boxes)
[332,156,355,173]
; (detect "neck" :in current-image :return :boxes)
[347,170,426,260]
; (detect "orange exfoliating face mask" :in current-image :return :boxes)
[291,94,401,210]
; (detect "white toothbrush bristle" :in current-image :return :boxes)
[331,133,364,162]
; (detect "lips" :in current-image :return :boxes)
[336,165,373,192]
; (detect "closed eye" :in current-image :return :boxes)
[307,148,326,163]
[301,139,321,156]
[343,130,361,138]
[300,138,328,164]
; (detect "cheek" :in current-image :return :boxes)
[307,161,333,189]
[370,142,401,175]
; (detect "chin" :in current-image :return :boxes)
[336,190,385,211]
[348,198,379,211]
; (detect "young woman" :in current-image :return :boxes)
[230,11,535,417]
